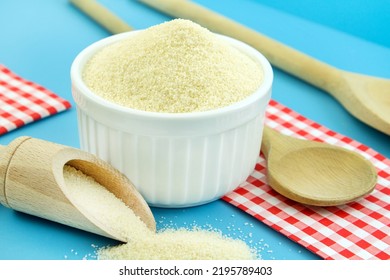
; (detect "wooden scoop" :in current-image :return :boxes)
[136,0,390,135]
[261,127,377,206]
[0,137,156,242]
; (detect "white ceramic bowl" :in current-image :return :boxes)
[71,31,273,207]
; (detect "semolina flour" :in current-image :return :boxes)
[83,19,263,113]
[98,227,256,260]
[63,165,257,260]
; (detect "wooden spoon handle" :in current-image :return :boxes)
[70,0,133,34]
[138,0,341,93]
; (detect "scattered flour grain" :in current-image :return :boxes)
[83,19,263,113]
[63,165,256,260]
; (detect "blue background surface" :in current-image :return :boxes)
[0,0,389,260]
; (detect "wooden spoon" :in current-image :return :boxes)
[137,0,390,136]
[261,126,377,206]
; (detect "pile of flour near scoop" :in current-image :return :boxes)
[64,165,257,259]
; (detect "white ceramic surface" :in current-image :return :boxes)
[71,30,273,207]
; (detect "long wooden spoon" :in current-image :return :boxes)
[261,127,377,206]
[137,0,390,136]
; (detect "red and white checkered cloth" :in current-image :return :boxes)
[0,65,71,135]
[223,99,390,260]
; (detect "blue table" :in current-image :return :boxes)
[0,0,389,260]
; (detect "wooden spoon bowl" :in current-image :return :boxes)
[334,71,390,135]
[261,127,377,206]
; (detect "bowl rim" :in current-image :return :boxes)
[71,30,273,121]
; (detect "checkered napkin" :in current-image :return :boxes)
[0,65,71,135]
[223,100,390,260]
